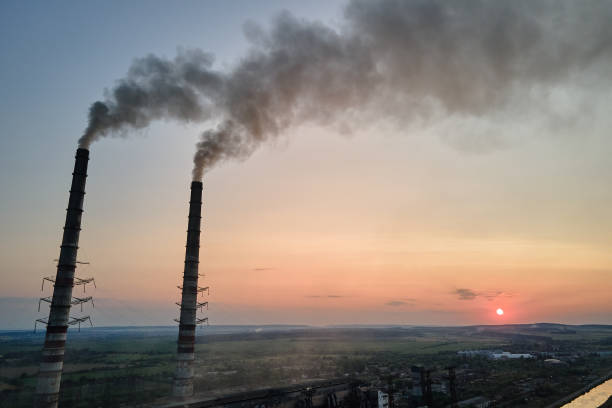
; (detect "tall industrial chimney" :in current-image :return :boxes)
[173,181,203,398]
[35,148,89,408]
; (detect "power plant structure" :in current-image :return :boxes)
[34,148,93,408]
[174,181,208,398]
[32,147,209,404]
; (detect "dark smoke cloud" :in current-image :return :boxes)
[80,0,612,180]
[79,50,223,148]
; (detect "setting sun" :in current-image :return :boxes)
[496,308,504,316]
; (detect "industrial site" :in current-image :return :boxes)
[2,324,612,407]
[2,0,612,407]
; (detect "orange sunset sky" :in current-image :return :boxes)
[1,1,611,328]
[2,123,612,328]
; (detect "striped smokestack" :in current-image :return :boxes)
[173,181,203,398]
[35,148,89,408]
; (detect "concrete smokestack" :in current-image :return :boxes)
[35,148,89,408]
[173,181,203,398]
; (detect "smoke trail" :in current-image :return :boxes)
[78,50,224,148]
[79,0,612,180]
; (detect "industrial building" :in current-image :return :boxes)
[163,379,370,408]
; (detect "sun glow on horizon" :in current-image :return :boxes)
[496,308,504,316]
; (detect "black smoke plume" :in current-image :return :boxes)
[79,0,612,180]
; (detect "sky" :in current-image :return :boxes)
[1,0,611,329]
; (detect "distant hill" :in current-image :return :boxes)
[2,323,610,343]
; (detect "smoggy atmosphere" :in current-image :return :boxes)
[1,0,612,329]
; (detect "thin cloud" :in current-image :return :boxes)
[252,267,274,271]
[386,300,409,307]
[455,288,478,300]
[385,297,418,307]
[305,295,344,298]
[454,288,516,301]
